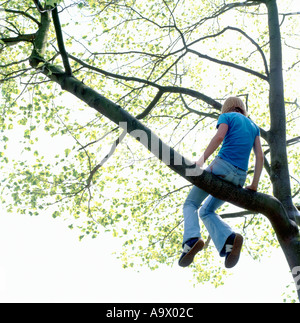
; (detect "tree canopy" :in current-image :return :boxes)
[1,0,300,300]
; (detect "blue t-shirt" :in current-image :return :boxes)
[217,112,260,171]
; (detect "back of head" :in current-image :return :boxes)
[221,97,248,117]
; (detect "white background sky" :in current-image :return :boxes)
[0,210,295,303]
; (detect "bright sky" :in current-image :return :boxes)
[0,210,295,303]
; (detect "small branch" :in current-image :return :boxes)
[0,67,32,82]
[263,136,300,156]
[193,210,257,249]
[68,54,222,111]
[135,90,164,120]
[221,210,258,219]
[183,26,269,78]
[204,235,211,249]
[227,26,269,77]
[4,8,41,26]
[0,57,30,68]
[86,130,127,187]
[78,126,119,151]
[180,94,219,120]
[187,48,269,82]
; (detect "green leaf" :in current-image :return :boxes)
[52,211,60,218]
[65,148,71,157]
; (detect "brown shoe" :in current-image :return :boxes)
[178,238,205,267]
[224,233,243,269]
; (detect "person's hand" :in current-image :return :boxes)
[195,156,205,168]
[195,160,204,168]
[245,184,257,192]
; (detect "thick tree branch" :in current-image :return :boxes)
[51,5,72,76]
[32,0,46,13]
[265,0,297,220]
[35,58,298,237]
[29,7,51,67]
[1,34,36,45]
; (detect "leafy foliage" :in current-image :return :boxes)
[0,0,299,293]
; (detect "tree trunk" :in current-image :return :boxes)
[266,0,299,221]
[264,1,300,298]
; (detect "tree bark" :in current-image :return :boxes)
[265,0,299,221]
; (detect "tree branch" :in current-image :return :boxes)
[180,94,219,120]
[4,8,41,26]
[35,57,298,237]
[135,90,164,120]
[222,26,269,77]
[69,54,272,142]
[32,0,46,13]
[187,48,269,81]
[1,34,36,45]
[51,5,72,76]
[221,210,258,219]
[68,54,222,111]
[29,6,51,67]
[178,26,269,78]
[86,130,127,187]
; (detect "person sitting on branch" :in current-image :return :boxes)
[179,96,264,269]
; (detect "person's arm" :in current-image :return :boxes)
[246,136,264,192]
[195,123,228,167]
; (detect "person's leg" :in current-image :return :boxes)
[181,157,227,246]
[182,185,209,245]
[180,157,247,267]
[179,186,208,267]
[199,157,247,267]
[199,195,234,255]
[199,193,244,268]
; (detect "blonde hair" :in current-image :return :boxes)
[221,97,248,117]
